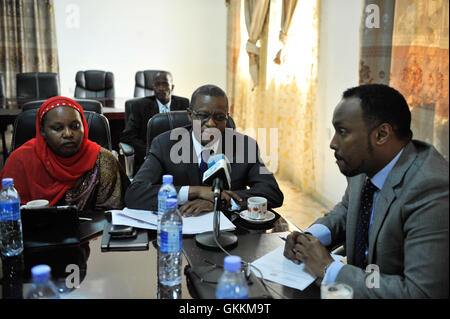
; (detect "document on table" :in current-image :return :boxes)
[109,208,235,235]
[251,244,344,291]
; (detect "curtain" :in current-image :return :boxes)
[390,0,449,161]
[244,0,270,89]
[226,0,242,116]
[227,0,320,194]
[0,0,59,98]
[359,0,395,85]
[273,0,298,65]
[359,0,449,160]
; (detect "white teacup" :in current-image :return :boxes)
[26,199,49,209]
[247,196,267,220]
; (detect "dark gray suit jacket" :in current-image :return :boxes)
[315,140,449,298]
[125,126,284,211]
[120,95,189,170]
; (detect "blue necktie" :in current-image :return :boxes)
[199,150,212,184]
[354,179,378,269]
[161,104,169,113]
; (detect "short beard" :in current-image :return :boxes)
[341,133,373,177]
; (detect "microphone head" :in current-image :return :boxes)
[203,154,232,190]
[207,154,231,172]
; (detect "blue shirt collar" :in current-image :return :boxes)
[370,148,404,191]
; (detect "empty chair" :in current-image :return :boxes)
[133,70,167,97]
[75,70,114,99]
[11,109,112,152]
[22,98,103,114]
[16,72,60,100]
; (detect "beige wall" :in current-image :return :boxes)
[313,0,363,208]
[53,0,227,99]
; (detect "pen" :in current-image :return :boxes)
[279,236,287,242]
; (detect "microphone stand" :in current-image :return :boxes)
[195,178,238,251]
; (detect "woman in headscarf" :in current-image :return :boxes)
[0,96,129,211]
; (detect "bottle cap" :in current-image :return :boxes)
[166,198,178,210]
[224,255,242,272]
[2,178,13,188]
[31,264,51,283]
[162,175,173,184]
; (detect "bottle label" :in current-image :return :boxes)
[160,227,182,253]
[0,200,21,221]
[158,193,177,216]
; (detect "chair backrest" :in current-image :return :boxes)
[11,109,112,152]
[75,70,114,99]
[134,70,167,97]
[124,97,144,122]
[16,72,60,100]
[145,111,236,155]
[22,98,103,114]
[0,72,5,98]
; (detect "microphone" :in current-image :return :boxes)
[195,153,238,251]
[202,154,231,191]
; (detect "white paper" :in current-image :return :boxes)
[109,208,235,235]
[251,245,344,291]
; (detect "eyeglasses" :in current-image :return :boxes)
[189,108,228,123]
[153,82,171,89]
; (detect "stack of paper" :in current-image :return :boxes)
[251,245,344,291]
[108,208,235,235]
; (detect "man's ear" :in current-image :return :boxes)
[374,123,392,145]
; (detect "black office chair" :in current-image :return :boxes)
[134,70,167,98]
[22,98,103,114]
[74,70,114,99]
[16,72,60,100]
[11,109,112,153]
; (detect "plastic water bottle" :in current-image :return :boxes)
[25,264,60,299]
[0,178,24,257]
[157,174,177,247]
[158,198,183,287]
[216,255,249,299]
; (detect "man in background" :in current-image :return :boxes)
[120,71,189,172]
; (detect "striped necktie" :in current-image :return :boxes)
[161,104,169,113]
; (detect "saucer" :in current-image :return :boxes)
[24,199,49,209]
[239,210,275,224]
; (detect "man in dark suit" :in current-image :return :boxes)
[120,71,189,171]
[284,84,448,298]
[125,84,284,216]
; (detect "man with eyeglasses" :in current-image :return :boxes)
[120,71,189,172]
[125,84,284,216]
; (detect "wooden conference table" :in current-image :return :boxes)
[0,210,321,299]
